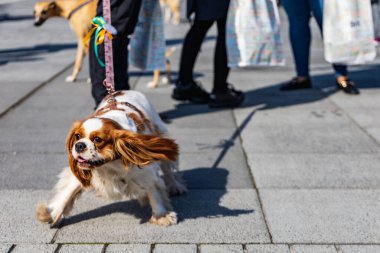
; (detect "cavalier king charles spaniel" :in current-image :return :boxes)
[36,90,186,226]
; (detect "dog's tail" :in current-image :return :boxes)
[165,47,176,58]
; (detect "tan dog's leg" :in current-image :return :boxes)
[169,0,181,25]
[66,38,85,82]
[148,180,177,226]
[36,167,83,226]
[161,160,187,196]
[147,70,161,88]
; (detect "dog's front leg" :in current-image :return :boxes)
[65,38,84,82]
[147,180,177,226]
[36,167,83,226]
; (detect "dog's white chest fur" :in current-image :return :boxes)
[91,160,160,200]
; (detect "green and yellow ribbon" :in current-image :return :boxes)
[83,17,114,67]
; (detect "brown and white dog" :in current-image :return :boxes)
[36,90,187,226]
[33,0,97,82]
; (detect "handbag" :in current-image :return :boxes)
[323,0,376,64]
[129,0,166,71]
[226,0,285,67]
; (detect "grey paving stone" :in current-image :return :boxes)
[106,244,150,253]
[291,245,337,253]
[328,88,380,109]
[0,244,12,253]
[12,244,57,253]
[0,152,66,190]
[235,108,379,154]
[246,244,290,253]
[248,154,380,189]
[260,189,380,243]
[55,190,270,243]
[199,244,243,253]
[179,148,253,189]
[58,244,104,253]
[154,244,196,253]
[169,127,242,153]
[0,190,57,243]
[339,245,380,253]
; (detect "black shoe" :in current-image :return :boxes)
[209,85,245,108]
[172,80,210,104]
[280,77,312,91]
[336,79,360,95]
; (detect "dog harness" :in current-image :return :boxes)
[67,0,95,20]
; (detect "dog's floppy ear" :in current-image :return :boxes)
[114,130,179,168]
[48,1,57,10]
[66,121,92,187]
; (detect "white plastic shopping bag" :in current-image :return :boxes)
[226,0,285,67]
[323,0,376,64]
[129,0,166,71]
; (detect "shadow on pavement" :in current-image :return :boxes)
[0,14,33,22]
[0,43,76,66]
[160,64,380,121]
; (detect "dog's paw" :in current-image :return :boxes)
[36,202,63,226]
[36,202,53,224]
[65,75,76,82]
[161,76,170,85]
[150,211,177,226]
[147,81,158,89]
[86,77,91,84]
[168,181,188,196]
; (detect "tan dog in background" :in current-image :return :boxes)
[34,0,97,82]
[160,0,181,25]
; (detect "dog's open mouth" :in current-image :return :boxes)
[76,156,107,169]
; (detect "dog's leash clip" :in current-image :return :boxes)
[103,79,117,105]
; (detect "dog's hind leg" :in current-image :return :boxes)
[36,167,83,226]
[161,160,187,196]
[66,38,85,82]
[147,70,160,88]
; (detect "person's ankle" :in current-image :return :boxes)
[336,76,349,82]
[295,76,309,82]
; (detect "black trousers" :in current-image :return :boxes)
[178,16,229,94]
[90,0,142,105]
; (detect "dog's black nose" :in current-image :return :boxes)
[75,142,87,153]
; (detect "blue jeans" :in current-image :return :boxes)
[282,0,348,77]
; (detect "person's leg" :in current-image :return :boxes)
[89,35,130,106]
[172,19,214,103]
[282,0,311,78]
[212,16,230,94]
[310,0,358,94]
[178,20,214,84]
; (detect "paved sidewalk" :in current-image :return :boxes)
[1,1,380,252]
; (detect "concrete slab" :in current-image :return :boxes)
[199,244,243,253]
[339,245,380,253]
[179,149,253,190]
[0,153,66,190]
[0,244,12,253]
[291,245,337,253]
[248,154,380,189]
[55,190,270,243]
[58,244,103,253]
[235,108,380,154]
[246,244,290,253]
[0,190,57,243]
[12,244,57,253]
[154,244,196,253]
[260,189,380,243]
[328,88,380,109]
[106,244,150,253]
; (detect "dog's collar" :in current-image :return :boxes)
[67,0,94,20]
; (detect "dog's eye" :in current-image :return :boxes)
[41,10,47,15]
[75,134,81,140]
[93,137,102,143]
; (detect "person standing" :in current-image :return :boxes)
[280,0,360,95]
[172,0,245,108]
[372,0,380,42]
[89,0,142,106]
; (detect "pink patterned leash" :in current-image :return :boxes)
[102,0,116,104]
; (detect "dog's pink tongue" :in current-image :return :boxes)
[77,157,87,163]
